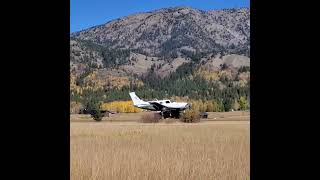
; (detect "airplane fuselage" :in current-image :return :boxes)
[129,92,190,118]
[134,100,189,111]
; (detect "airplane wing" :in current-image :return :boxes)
[149,102,166,111]
[149,102,183,111]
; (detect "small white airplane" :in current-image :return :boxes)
[129,92,191,118]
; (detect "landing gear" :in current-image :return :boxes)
[171,110,180,119]
[160,110,180,119]
[160,111,170,119]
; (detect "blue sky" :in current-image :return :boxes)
[71,0,250,33]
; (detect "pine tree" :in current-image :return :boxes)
[239,96,248,110]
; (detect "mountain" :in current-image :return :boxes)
[70,6,250,111]
[71,6,249,56]
[71,6,249,74]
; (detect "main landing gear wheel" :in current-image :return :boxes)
[160,110,180,119]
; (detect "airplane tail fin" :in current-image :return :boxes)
[129,92,145,106]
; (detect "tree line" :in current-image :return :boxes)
[70,45,250,112]
[70,68,249,112]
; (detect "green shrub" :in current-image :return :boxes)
[180,109,200,123]
[86,101,104,121]
[90,109,104,121]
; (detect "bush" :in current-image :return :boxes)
[90,109,104,121]
[85,101,104,121]
[140,112,161,123]
[180,109,200,123]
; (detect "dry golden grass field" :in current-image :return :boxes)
[71,111,250,180]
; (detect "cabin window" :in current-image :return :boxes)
[165,101,170,103]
